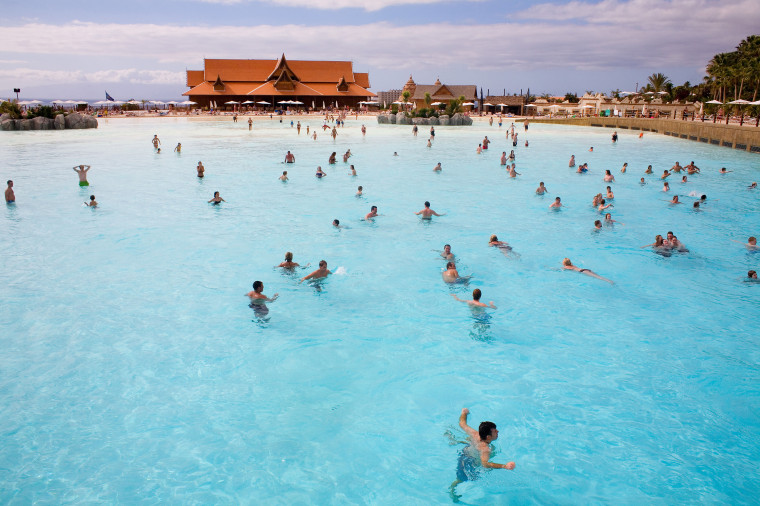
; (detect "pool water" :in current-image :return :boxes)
[1,116,759,503]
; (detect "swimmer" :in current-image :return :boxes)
[276,252,302,269]
[442,261,461,283]
[562,258,613,284]
[693,201,700,210]
[343,149,351,162]
[316,166,326,178]
[732,236,758,250]
[606,186,614,200]
[594,220,602,230]
[748,182,757,189]
[152,134,160,149]
[284,151,295,163]
[174,142,181,153]
[535,182,548,195]
[508,165,520,178]
[393,152,399,156]
[365,205,378,219]
[665,231,688,252]
[482,136,490,150]
[640,177,646,185]
[430,126,435,138]
[416,201,445,219]
[328,152,337,164]
[197,161,205,178]
[438,244,454,260]
[449,408,514,498]
[604,170,615,182]
[598,199,613,211]
[645,165,653,174]
[246,280,278,314]
[577,164,588,174]
[356,186,363,196]
[451,289,496,309]
[500,152,507,165]
[86,195,97,207]
[642,235,666,250]
[433,162,442,172]
[279,171,288,181]
[412,125,418,136]
[208,191,225,204]
[604,213,623,225]
[350,165,357,176]
[588,147,593,152]
[300,260,331,283]
[550,197,562,209]
[489,235,518,257]
[248,118,252,130]
[592,193,603,207]
[508,150,516,162]
[686,161,700,174]
[748,270,758,280]
[662,182,670,192]
[427,139,432,148]
[719,167,732,174]
[568,154,575,167]
[611,131,618,142]
[661,170,671,180]
[670,195,682,204]
[681,176,688,183]
[671,161,682,173]
[72,164,91,186]
[476,144,482,154]
[5,180,14,203]
[621,162,628,173]
[332,219,344,228]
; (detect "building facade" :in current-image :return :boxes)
[398,76,476,110]
[183,54,375,109]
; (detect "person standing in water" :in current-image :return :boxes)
[5,180,15,203]
[72,165,91,186]
[416,201,445,219]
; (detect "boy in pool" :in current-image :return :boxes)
[450,408,515,500]
[451,289,496,309]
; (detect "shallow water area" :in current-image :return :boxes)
[1,115,759,503]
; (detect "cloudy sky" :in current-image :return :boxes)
[2,0,758,101]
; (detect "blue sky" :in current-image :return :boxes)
[1,0,758,100]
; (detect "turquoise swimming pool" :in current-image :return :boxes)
[1,116,758,503]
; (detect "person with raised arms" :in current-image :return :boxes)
[72,165,91,186]
[451,289,496,309]
[416,201,445,219]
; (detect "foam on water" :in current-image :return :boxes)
[1,116,759,503]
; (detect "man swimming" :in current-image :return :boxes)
[416,201,445,219]
[439,244,454,260]
[174,142,181,153]
[276,252,302,269]
[489,235,518,257]
[450,407,515,496]
[433,162,442,172]
[550,197,562,209]
[152,135,160,149]
[246,280,279,315]
[442,261,462,283]
[535,182,548,195]
[73,165,91,186]
[5,180,14,203]
[732,236,758,250]
[451,289,496,308]
[300,260,331,283]
[365,205,378,219]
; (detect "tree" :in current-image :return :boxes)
[445,95,465,116]
[401,90,411,111]
[647,73,672,93]
[424,92,432,109]
[564,93,579,103]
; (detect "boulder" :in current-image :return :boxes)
[412,117,427,125]
[428,116,440,126]
[64,113,98,129]
[32,116,54,130]
[449,114,462,126]
[0,119,15,131]
[54,114,65,130]
[396,113,410,125]
[377,114,389,124]
[439,115,450,126]
[18,119,33,130]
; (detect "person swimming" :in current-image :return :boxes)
[246,280,279,315]
[489,235,519,257]
[536,182,548,195]
[208,191,225,204]
[562,258,613,284]
[276,251,302,269]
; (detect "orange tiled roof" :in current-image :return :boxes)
[187,70,204,87]
[184,81,264,96]
[355,72,370,89]
[201,58,361,84]
[244,81,375,97]
[307,83,375,97]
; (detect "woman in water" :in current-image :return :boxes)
[328,152,337,164]
[197,161,205,178]
[208,191,225,204]
[562,258,613,284]
[276,251,304,269]
[489,235,518,257]
[604,170,615,182]
[606,186,614,200]
[316,166,326,178]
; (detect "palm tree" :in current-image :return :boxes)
[647,73,672,93]
[401,90,411,111]
[424,92,432,110]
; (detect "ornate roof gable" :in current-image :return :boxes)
[266,54,301,82]
[336,76,349,92]
[213,75,225,91]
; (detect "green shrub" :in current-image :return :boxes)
[26,105,58,119]
[0,100,22,119]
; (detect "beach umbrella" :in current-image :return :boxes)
[75,100,88,105]
[241,100,255,104]
[256,101,270,105]
[278,100,291,105]
[728,99,750,105]
[461,102,475,106]
[312,100,316,109]
[483,102,494,106]
[166,101,179,105]
[292,101,303,105]
[644,92,655,95]
[179,100,197,105]
[149,100,165,105]
[225,100,239,104]
[51,100,66,104]
[126,100,142,105]
[750,100,760,105]
[705,100,722,105]
[657,91,668,95]
[430,102,443,106]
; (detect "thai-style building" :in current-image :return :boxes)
[183,54,375,109]
[398,76,476,110]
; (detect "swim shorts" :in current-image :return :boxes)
[79,181,89,186]
[456,451,480,482]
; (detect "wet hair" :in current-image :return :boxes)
[562,258,572,266]
[605,170,611,175]
[700,195,707,201]
[358,186,363,190]
[490,235,498,242]
[749,270,758,279]
[605,213,611,219]
[607,186,611,191]
[252,280,263,290]
[555,197,561,201]
[444,244,451,249]
[594,220,602,227]
[749,236,756,244]
[319,260,327,268]
[90,195,95,201]
[370,205,377,211]
[285,252,293,262]
[539,181,544,185]
[478,421,496,441]
[424,201,430,207]
[600,199,606,205]
[7,180,12,185]
[693,202,699,208]
[472,288,482,301]
[333,219,339,226]
[667,231,674,236]
[214,191,219,197]
[446,262,455,269]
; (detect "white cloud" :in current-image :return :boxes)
[196,0,479,11]
[0,0,757,89]
[0,67,184,85]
